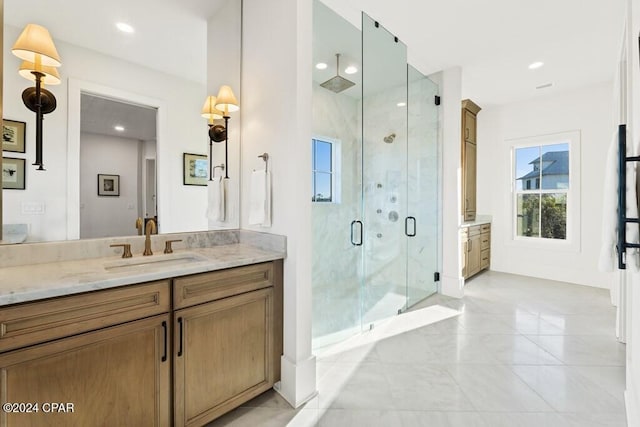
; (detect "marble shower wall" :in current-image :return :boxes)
[311,84,362,340]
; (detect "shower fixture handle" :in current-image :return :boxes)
[350,220,363,246]
[405,216,417,237]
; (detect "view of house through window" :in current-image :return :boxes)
[514,142,569,239]
[312,138,334,202]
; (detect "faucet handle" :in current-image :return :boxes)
[135,218,143,235]
[110,243,133,258]
[164,239,182,254]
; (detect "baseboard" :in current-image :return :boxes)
[275,354,317,408]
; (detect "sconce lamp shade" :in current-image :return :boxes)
[214,85,239,113]
[12,24,62,67]
[201,95,224,120]
[19,61,61,85]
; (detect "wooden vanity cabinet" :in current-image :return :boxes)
[172,261,283,427]
[0,260,283,427]
[462,223,491,280]
[461,99,481,222]
[0,281,171,427]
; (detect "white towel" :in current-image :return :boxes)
[248,169,271,227]
[206,177,225,222]
[598,127,639,272]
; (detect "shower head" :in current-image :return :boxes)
[383,133,396,143]
[320,54,355,93]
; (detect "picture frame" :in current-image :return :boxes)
[2,157,26,190]
[98,174,120,196]
[2,119,26,153]
[183,152,208,186]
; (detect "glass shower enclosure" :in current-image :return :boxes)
[312,1,440,348]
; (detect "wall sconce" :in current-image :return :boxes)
[12,24,62,171]
[201,86,239,179]
[201,95,225,180]
[214,85,239,179]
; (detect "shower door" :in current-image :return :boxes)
[406,66,440,306]
[361,14,409,328]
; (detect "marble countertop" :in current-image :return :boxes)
[460,215,492,228]
[0,243,285,307]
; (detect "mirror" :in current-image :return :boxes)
[1,0,242,243]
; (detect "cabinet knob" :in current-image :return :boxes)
[110,243,132,258]
[164,239,182,254]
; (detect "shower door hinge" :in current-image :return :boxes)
[434,272,440,282]
[435,95,441,106]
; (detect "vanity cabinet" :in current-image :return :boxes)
[173,262,282,427]
[0,282,171,427]
[0,260,284,427]
[462,223,491,280]
[461,99,481,222]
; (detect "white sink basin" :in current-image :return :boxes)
[104,252,208,271]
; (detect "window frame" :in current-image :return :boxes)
[509,131,581,252]
[311,136,341,204]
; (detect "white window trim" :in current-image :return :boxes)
[312,136,342,204]
[508,130,581,253]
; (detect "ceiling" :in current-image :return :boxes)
[318,0,627,107]
[5,0,627,108]
[81,94,156,141]
[5,0,228,85]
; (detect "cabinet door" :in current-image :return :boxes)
[464,140,477,221]
[467,234,482,277]
[463,110,476,143]
[0,314,170,427]
[174,288,274,427]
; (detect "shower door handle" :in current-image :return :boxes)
[405,216,416,237]
[350,220,363,246]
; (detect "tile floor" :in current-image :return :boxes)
[207,271,627,426]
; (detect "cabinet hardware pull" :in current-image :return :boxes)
[161,321,167,362]
[177,317,184,357]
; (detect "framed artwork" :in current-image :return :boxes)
[98,174,120,196]
[2,119,26,153]
[2,157,26,190]
[183,152,208,186]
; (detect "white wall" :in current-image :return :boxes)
[477,82,617,288]
[3,24,207,241]
[242,0,316,408]
[431,68,464,298]
[79,132,140,238]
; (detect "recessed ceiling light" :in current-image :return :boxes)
[114,125,125,132]
[528,61,544,70]
[397,102,407,107]
[536,83,553,89]
[116,22,135,34]
[344,66,358,75]
[316,62,328,70]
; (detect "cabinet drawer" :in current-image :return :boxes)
[468,225,481,237]
[174,262,274,309]
[481,249,490,269]
[481,223,491,233]
[0,281,170,352]
[481,234,490,250]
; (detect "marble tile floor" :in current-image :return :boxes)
[207,271,627,427]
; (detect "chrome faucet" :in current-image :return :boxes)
[143,219,156,256]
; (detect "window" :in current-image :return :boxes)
[514,141,572,240]
[312,137,340,203]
